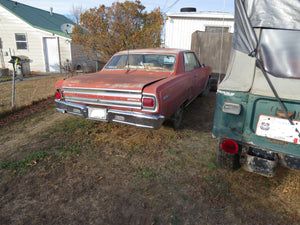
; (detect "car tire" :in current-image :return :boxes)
[172,106,183,130]
[200,76,211,97]
[217,138,241,170]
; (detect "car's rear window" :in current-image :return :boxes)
[104,53,176,72]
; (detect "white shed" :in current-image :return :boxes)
[164,11,234,50]
[0,0,76,74]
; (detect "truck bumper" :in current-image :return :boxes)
[55,99,165,129]
[241,145,300,177]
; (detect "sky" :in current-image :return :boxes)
[15,0,234,16]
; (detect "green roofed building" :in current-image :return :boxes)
[0,0,90,73]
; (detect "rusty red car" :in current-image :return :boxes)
[55,48,212,129]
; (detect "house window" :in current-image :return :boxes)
[184,52,200,72]
[15,33,27,50]
[205,26,229,33]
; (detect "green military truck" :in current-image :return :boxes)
[213,0,300,177]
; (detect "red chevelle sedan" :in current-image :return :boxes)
[55,48,211,129]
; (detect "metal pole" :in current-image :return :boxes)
[12,65,15,107]
[66,59,69,78]
[11,58,18,108]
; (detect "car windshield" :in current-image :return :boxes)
[104,53,176,72]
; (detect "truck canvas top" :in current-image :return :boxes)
[220,0,300,98]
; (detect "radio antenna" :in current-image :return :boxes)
[126,14,130,73]
[126,46,130,72]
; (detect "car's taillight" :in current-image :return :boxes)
[143,98,154,107]
[56,89,63,100]
[220,139,239,154]
[142,95,156,110]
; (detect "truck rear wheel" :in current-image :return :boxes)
[217,138,241,170]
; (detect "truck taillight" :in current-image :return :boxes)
[142,95,156,110]
[220,139,238,154]
[56,89,63,100]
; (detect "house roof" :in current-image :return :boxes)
[166,11,234,20]
[0,0,75,38]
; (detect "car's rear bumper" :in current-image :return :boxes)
[55,99,165,129]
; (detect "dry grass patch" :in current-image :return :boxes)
[0,92,299,225]
[0,75,65,113]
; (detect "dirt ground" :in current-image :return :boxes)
[0,93,299,225]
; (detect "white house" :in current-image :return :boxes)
[164,10,234,50]
[0,0,76,73]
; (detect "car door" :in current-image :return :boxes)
[183,52,205,97]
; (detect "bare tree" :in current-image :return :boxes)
[70,5,85,24]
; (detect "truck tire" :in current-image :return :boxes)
[172,106,183,130]
[217,138,241,170]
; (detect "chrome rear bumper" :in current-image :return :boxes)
[55,99,165,129]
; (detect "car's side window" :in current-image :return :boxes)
[184,52,201,72]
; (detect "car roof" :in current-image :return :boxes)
[116,48,188,55]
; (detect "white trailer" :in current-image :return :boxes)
[164,11,234,50]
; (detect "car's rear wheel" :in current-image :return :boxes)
[200,76,211,97]
[172,106,183,130]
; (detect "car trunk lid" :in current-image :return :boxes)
[62,70,168,91]
[61,70,168,109]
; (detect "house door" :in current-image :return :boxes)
[44,37,60,72]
